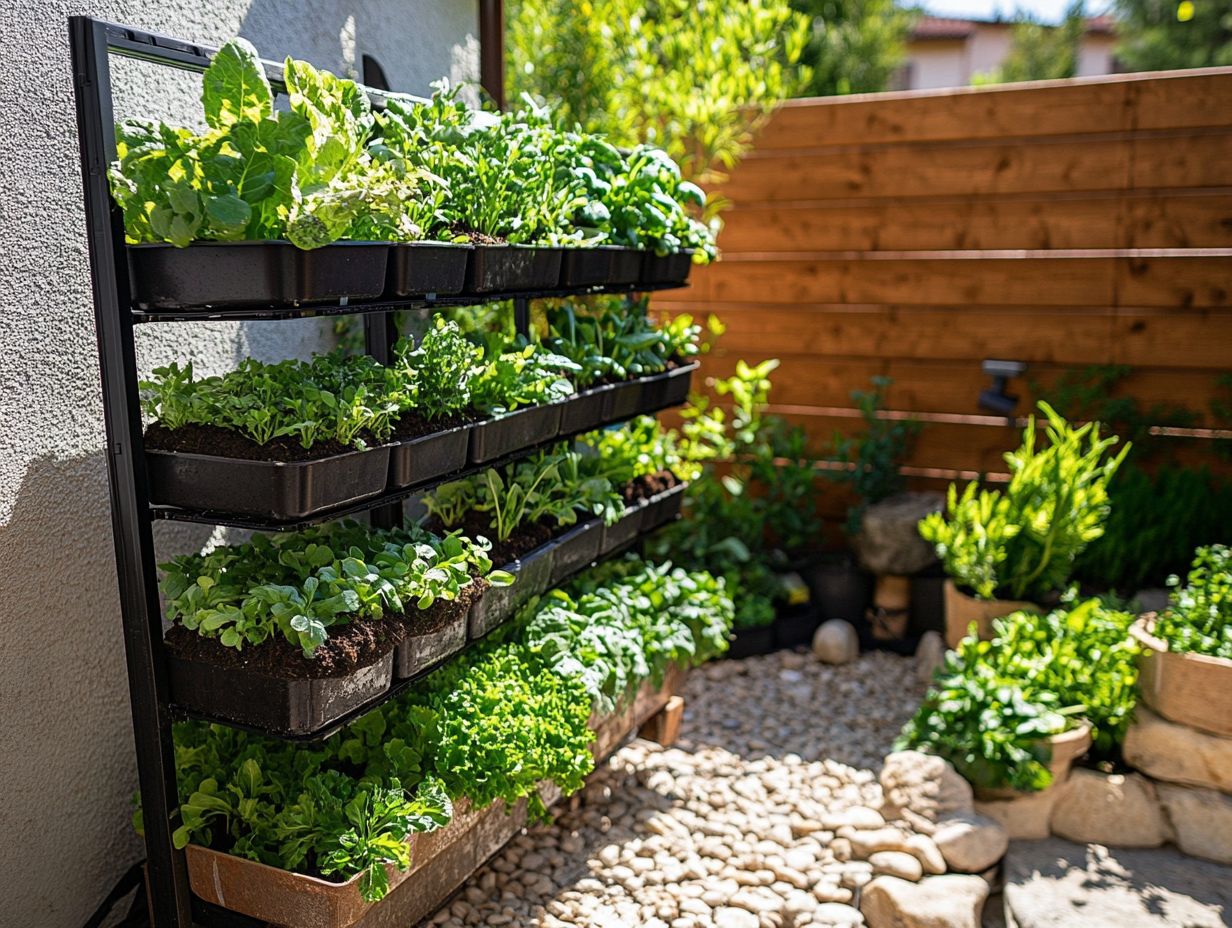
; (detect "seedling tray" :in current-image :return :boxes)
[642,482,687,531]
[468,403,563,464]
[601,377,646,425]
[640,362,698,412]
[388,424,470,490]
[146,444,391,520]
[385,242,471,297]
[166,647,394,737]
[465,245,563,293]
[467,543,556,639]
[608,247,645,286]
[598,504,645,555]
[127,241,388,310]
[393,604,468,680]
[558,385,610,435]
[640,248,695,287]
[550,519,603,584]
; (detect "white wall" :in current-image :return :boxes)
[907,40,971,90]
[0,2,476,925]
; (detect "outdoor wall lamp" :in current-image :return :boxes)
[979,359,1026,417]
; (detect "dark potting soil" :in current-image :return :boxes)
[425,513,556,566]
[621,469,680,504]
[165,615,397,679]
[144,422,366,463]
[395,578,486,641]
[387,408,476,441]
[449,225,505,246]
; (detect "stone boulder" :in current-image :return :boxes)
[860,874,988,928]
[879,751,974,834]
[1156,782,1232,864]
[813,619,860,665]
[853,492,943,576]
[868,850,924,881]
[931,812,1008,873]
[1049,769,1169,848]
[1123,706,1232,794]
[975,787,1059,840]
[914,631,946,685]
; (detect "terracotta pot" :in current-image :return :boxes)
[1131,615,1232,738]
[975,720,1092,800]
[943,580,1038,649]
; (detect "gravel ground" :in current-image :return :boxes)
[423,649,928,928]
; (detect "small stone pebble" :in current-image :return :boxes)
[422,651,926,926]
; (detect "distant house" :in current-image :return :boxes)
[894,14,1118,90]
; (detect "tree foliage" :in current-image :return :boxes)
[789,0,916,95]
[1114,0,1232,71]
[977,1,1086,84]
[506,0,811,183]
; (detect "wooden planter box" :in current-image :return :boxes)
[943,580,1038,649]
[1131,615,1232,738]
[185,668,689,927]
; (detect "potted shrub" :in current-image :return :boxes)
[920,403,1128,648]
[1132,545,1232,737]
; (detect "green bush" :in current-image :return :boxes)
[920,403,1128,601]
[1154,545,1232,659]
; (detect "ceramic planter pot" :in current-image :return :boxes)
[975,720,1092,801]
[1131,615,1232,737]
[943,580,1038,649]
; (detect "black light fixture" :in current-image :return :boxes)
[979,359,1026,417]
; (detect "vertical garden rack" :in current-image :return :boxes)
[70,16,694,927]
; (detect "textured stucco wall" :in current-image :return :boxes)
[0,2,476,925]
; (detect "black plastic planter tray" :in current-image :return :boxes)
[640,362,699,412]
[469,403,563,464]
[559,247,614,288]
[559,385,610,435]
[608,247,645,286]
[465,245,563,293]
[598,504,646,555]
[394,606,468,680]
[146,445,391,521]
[642,482,687,531]
[467,543,557,639]
[550,519,603,585]
[601,377,646,425]
[166,647,394,736]
[389,425,471,490]
[127,241,389,310]
[386,242,471,297]
[640,249,695,287]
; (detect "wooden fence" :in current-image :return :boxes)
[657,68,1232,490]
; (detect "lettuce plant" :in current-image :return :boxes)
[110,38,425,248]
[468,339,579,416]
[390,318,483,420]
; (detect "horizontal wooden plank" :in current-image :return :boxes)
[672,258,1118,306]
[1114,311,1232,369]
[753,68,1232,150]
[713,192,1232,252]
[694,354,1230,423]
[1131,133,1232,191]
[655,301,1116,364]
[1115,256,1232,309]
[721,137,1135,204]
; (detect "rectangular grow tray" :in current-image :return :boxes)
[127,241,389,310]
[468,402,563,464]
[385,241,471,297]
[608,247,645,286]
[393,602,469,680]
[639,362,698,412]
[166,647,394,737]
[467,543,556,639]
[550,519,603,585]
[558,384,611,435]
[388,424,470,490]
[146,444,391,521]
[465,245,562,293]
[601,377,646,425]
[639,248,695,287]
[598,504,646,556]
[558,246,613,288]
[643,482,687,531]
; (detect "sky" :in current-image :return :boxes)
[920,0,1111,22]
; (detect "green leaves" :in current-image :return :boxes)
[1155,545,1232,659]
[920,402,1129,601]
[202,37,273,129]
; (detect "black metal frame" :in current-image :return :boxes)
[70,17,686,927]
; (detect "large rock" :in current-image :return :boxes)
[1004,837,1231,928]
[860,874,988,928]
[975,787,1059,840]
[1049,769,1168,848]
[1123,706,1232,794]
[853,492,943,576]
[879,751,974,834]
[868,850,924,881]
[914,631,946,685]
[1156,782,1232,864]
[931,812,1008,873]
[813,619,860,665]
